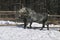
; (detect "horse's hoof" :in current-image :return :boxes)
[40,29,43,30]
[29,27,32,29]
[47,29,49,30]
[29,26,32,28]
[24,27,26,29]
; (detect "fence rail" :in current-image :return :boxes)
[0,11,60,16]
[0,11,60,22]
[48,15,60,17]
[0,11,16,12]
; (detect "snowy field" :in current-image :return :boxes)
[0,21,60,40]
[0,20,60,27]
[0,26,60,40]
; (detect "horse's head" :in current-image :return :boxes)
[18,7,29,19]
[18,7,27,14]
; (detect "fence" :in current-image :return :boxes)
[0,11,16,21]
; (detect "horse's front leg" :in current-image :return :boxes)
[46,22,49,30]
[23,18,27,29]
[30,21,33,28]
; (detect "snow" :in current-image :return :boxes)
[0,26,60,40]
[0,21,60,40]
[0,20,60,27]
[27,22,60,27]
[0,20,16,25]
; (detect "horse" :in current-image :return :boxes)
[18,7,49,30]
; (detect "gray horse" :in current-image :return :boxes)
[18,7,49,30]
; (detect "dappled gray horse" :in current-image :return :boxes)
[18,7,49,30]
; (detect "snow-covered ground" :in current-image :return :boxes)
[0,26,60,40]
[0,20,16,25]
[0,20,60,40]
[0,20,60,27]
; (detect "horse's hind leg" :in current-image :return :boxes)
[40,22,45,30]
